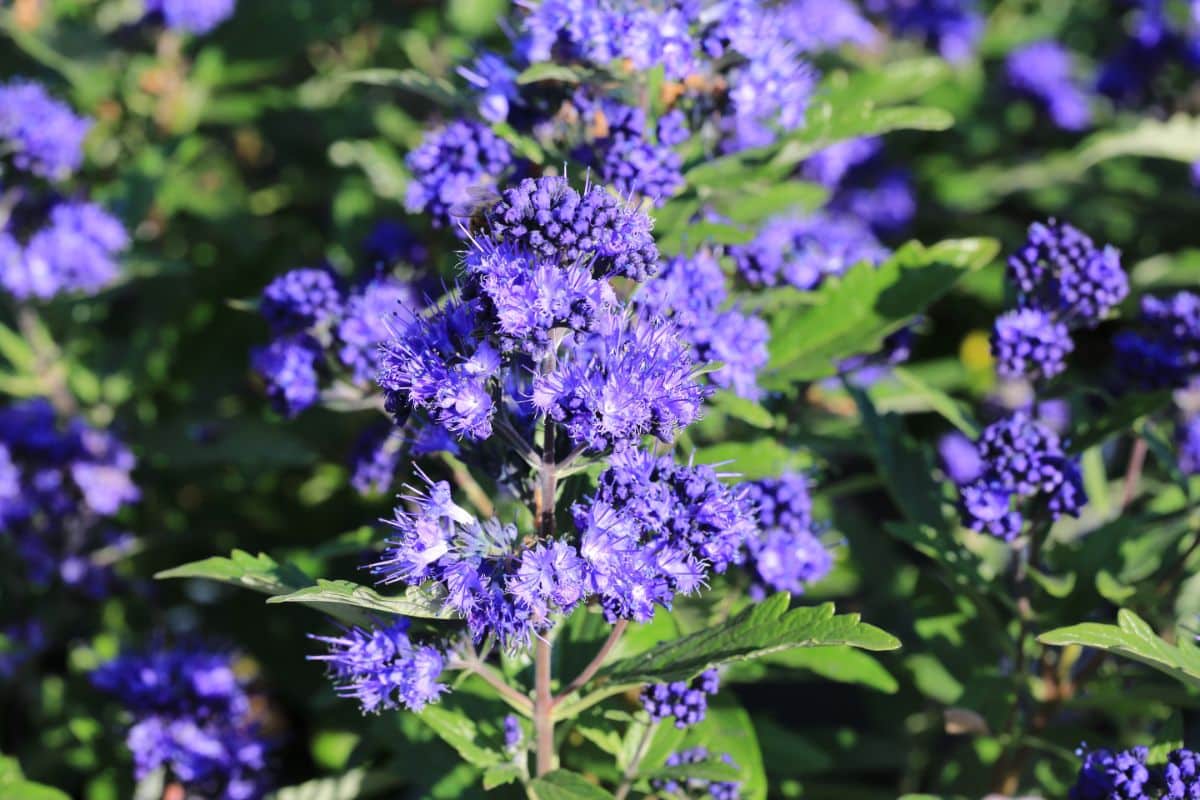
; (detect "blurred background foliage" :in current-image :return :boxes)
[3,0,1200,798]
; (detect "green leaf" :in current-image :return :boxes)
[0,322,36,372]
[709,391,774,429]
[0,755,71,800]
[766,238,999,386]
[889,367,979,437]
[1040,610,1200,691]
[684,701,767,800]
[529,770,615,800]
[516,63,584,85]
[645,756,742,782]
[1070,391,1173,453]
[156,549,313,596]
[417,705,505,769]
[481,765,521,790]
[707,181,828,226]
[596,594,899,688]
[266,579,455,620]
[728,646,899,694]
[694,439,804,480]
[268,769,369,800]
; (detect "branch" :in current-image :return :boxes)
[455,654,533,717]
[553,619,628,706]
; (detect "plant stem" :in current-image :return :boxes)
[533,409,559,776]
[553,619,628,705]
[614,722,656,800]
[457,655,533,717]
[17,306,76,416]
[1121,436,1148,510]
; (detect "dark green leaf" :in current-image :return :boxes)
[1040,610,1200,691]
[267,579,455,620]
[529,770,615,800]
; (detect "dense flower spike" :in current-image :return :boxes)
[92,642,271,799]
[731,212,889,290]
[1007,40,1092,130]
[1115,292,1200,390]
[0,399,138,595]
[144,0,237,34]
[742,473,832,596]
[636,251,769,399]
[0,79,91,179]
[405,121,513,229]
[1165,748,1200,800]
[486,175,659,281]
[336,278,415,382]
[959,412,1086,539]
[724,40,818,151]
[309,619,447,713]
[652,747,742,800]
[991,308,1074,381]
[1071,745,1154,800]
[640,669,720,728]
[1008,220,1128,327]
[260,267,344,335]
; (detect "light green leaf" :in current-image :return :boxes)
[0,755,71,800]
[516,63,584,85]
[709,391,774,430]
[1040,610,1200,690]
[267,769,373,800]
[727,646,899,694]
[889,367,979,437]
[766,238,999,386]
[156,549,313,596]
[529,770,615,800]
[694,439,803,480]
[684,702,767,800]
[267,579,455,620]
[596,595,899,687]
[481,765,522,790]
[417,705,505,769]
[644,756,742,783]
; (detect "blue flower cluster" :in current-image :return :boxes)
[804,137,916,239]
[640,669,720,728]
[348,424,407,497]
[252,256,420,418]
[578,448,757,622]
[865,0,983,63]
[730,211,889,290]
[0,79,130,301]
[575,99,684,206]
[404,120,514,229]
[635,250,769,399]
[992,220,1127,382]
[1180,412,1200,476]
[1115,291,1200,391]
[1071,745,1200,800]
[652,747,742,800]
[1096,0,1200,106]
[144,0,237,34]
[958,412,1086,540]
[1006,40,1092,130]
[741,473,833,598]
[309,619,447,713]
[1,399,139,596]
[92,642,272,799]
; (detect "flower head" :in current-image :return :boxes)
[252,335,322,418]
[405,121,513,229]
[260,267,344,335]
[2,201,128,300]
[1007,40,1092,130]
[144,0,237,33]
[1008,219,1127,326]
[991,308,1074,381]
[309,619,447,713]
[0,79,91,179]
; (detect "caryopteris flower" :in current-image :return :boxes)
[0,79,91,180]
[653,747,742,800]
[1008,219,1127,327]
[1007,40,1092,131]
[260,267,344,335]
[742,473,833,596]
[731,212,889,290]
[144,0,237,33]
[405,120,513,229]
[958,412,1086,539]
[252,335,322,418]
[92,642,271,799]
[1070,745,1153,800]
[2,201,129,301]
[1115,291,1200,390]
[640,669,720,728]
[991,308,1074,381]
[309,619,448,713]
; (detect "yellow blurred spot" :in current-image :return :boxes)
[14,0,42,31]
[961,329,994,371]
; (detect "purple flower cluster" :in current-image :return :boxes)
[741,473,833,597]
[0,79,91,180]
[730,211,889,290]
[1070,745,1200,800]
[636,251,769,399]
[1115,292,1200,391]
[580,101,684,206]
[309,619,447,713]
[144,0,237,34]
[576,448,757,622]
[1,200,130,301]
[404,120,514,229]
[1007,40,1092,131]
[252,265,418,417]
[1096,0,1200,106]
[92,642,271,800]
[958,412,1086,539]
[652,747,742,800]
[803,137,917,239]
[992,220,1127,382]
[865,0,984,63]
[640,669,720,728]
[348,424,406,496]
[1180,413,1200,476]
[0,399,139,596]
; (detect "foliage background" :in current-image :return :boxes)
[2,1,1200,798]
